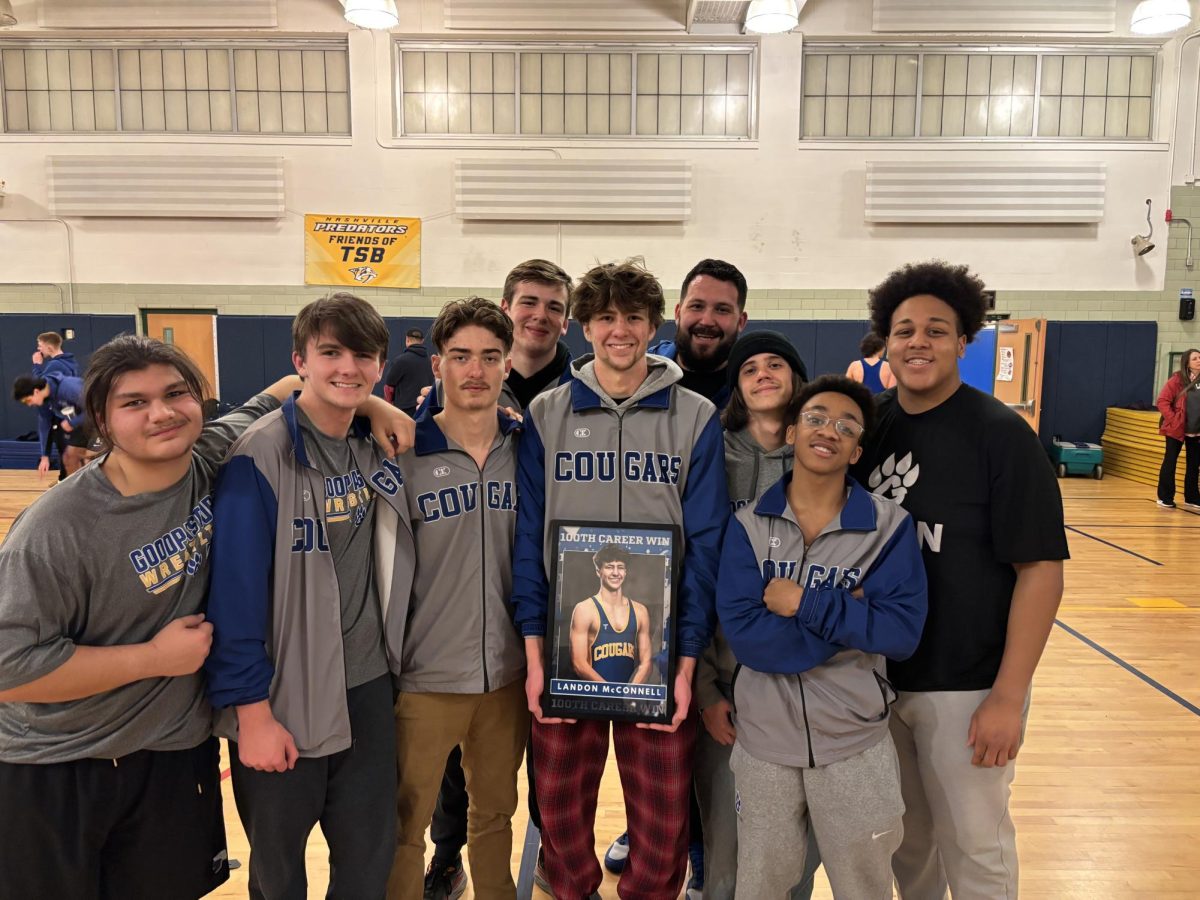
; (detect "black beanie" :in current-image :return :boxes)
[726,330,808,388]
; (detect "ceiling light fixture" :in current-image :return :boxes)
[0,0,17,28]
[343,0,399,30]
[1131,0,1192,35]
[744,0,800,34]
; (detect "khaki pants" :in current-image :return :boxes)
[386,679,530,900]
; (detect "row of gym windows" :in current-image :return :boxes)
[0,39,1158,141]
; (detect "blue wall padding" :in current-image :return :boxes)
[959,325,997,394]
[0,314,1159,467]
[0,314,136,441]
[567,320,872,383]
[217,315,442,407]
[1040,321,1156,448]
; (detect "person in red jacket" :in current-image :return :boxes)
[1156,348,1200,509]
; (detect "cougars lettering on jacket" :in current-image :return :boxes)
[553,450,682,484]
[416,479,517,523]
[760,559,863,592]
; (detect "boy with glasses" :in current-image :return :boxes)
[717,374,927,899]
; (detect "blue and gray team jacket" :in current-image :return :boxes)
[512,354,729,660]
[204,395,415,758]
[394,407,524,694]
[717,473,927,768]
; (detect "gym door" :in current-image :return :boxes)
[142,310,218,399]
[993,318,1046,434]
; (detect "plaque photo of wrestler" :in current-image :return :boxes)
[543,521,679,724]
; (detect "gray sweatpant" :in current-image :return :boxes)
[694,729,740,898]
[889,689,1029,900]
[731,734,904,900]
[695,729,823,900]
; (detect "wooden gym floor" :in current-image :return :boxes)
[1,470,1197,898]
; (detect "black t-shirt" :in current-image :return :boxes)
[679,367,728,403]
[850,384,1069,693]
[506,341,570,410]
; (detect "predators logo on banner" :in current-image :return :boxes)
[304,214,421,289]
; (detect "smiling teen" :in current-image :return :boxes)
[385,297,528,900]
[0,331,408,900]
[851,261,1068,900]
[421,262,574,900]
[569,544,653,685]
[689,331,810,899]
[512,259,728,900]
[716,374,927,900]
[205,293,418,900]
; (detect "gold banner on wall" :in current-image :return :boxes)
[304,214,421,289]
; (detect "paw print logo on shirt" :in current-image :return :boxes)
[868,452,920,503]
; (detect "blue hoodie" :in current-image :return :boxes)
[36,373,85,453]
[32,351,79,380]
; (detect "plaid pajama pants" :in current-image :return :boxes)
[532,710,698,900]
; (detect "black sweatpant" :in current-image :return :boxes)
[1158,435,1200,505]
[0,737,229,900]
[230,674,397,900]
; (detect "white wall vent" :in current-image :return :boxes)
[872,0,1116,33]
[445,0,686,31]
[455,159,692,222]
[40,0,277,28]
[691,1,752,25]
[865,161,1106,223]
[48,156,285,219]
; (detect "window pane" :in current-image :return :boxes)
[801,46,1154,142]
[804,55,827,96]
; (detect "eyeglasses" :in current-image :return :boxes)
[798,411,863,440]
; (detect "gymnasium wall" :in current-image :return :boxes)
[208,313,1152,450]
[0,314,136,443]
[0,0,1187,439]
[0,306,1157,452]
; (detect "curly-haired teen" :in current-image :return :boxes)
[852,261,1068,899]
[867,260,989,347]
[512,259,729,900]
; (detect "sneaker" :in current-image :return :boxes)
[686,840,704,899]
[423,854,467,900]
[1185,502,1200,511]
[1157,499,1176,509]
[533,847,552,896]
[603,831,630,875]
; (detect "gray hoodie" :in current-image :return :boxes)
[696,429,794,711]
[511,353,730,660]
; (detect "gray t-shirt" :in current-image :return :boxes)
[0,394,280,764]
[296,409,388,689]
